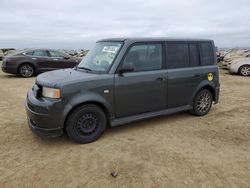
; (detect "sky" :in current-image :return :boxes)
[0,0,249,49]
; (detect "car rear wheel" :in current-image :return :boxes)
[190,89,213,116]
[19,64,34,78]
[239,65,250,76]
[66,104,107,144]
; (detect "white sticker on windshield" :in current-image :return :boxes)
[102,46,118,53]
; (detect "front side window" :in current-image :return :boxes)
[49,50,65,58]
[32,50,48,57]
[78,42,122,72]
[123,44,162,72]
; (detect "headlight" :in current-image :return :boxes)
[42,87,61,99]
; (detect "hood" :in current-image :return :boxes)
[68,56,82,63]
[36,68,98,88]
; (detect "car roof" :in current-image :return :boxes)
[97,37,213,43]
[23,49,63,52]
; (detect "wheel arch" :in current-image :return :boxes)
[238,64,250,75]
[191,82,216,103]
[63,98,112,131]
[201,85,216,101]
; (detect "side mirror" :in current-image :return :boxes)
[119,63,134,74]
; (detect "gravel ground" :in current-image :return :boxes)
[0,63,250,188]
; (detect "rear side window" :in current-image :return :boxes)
[166,43,189,68]
[32,50,48,57]
[189,44,200,67]
[49,50,65,58]
[123,44,162,72]
[200,42,214,65]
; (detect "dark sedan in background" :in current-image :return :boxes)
[1,49,82,77]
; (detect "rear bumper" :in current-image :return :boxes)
[1,66,18,74]
[214,85,220,104]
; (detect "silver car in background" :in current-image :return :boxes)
[229,58,250,76]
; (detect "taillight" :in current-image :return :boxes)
[2,58,7,66]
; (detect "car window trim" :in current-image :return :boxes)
[115,41,165,73]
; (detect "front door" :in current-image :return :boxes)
[114,43,167,118]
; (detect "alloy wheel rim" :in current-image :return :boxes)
[241,67,250,76]
[76,113,99,135]
[21,65,33,77]
[197,93,211,113]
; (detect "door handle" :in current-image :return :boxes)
[53,59,58,61]
[32,58,37,60]
[156,77,166,81]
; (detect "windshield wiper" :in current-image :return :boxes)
[77,66,92,71]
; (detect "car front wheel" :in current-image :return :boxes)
[190,89,213,116]
[239,65,250,76]
[66,104,107,144]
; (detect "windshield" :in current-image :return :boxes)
[78,41,122,72]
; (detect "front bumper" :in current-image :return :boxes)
[26,89,65,138]
[28,117,63,137]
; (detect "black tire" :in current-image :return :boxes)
[239,65,250,76]
[190,89,213,116]
[66,104,107,144]
[19,64,34,78]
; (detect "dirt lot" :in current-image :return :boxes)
[0,62,250,188]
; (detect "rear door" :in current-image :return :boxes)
[29,50,52,72]
[47,50,69,69]
[114,42,167,118]
[166,42,203,107]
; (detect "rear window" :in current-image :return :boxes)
[166,43,189,68]
[200,42,214,65]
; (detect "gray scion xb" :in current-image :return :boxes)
[26,38,220,144]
